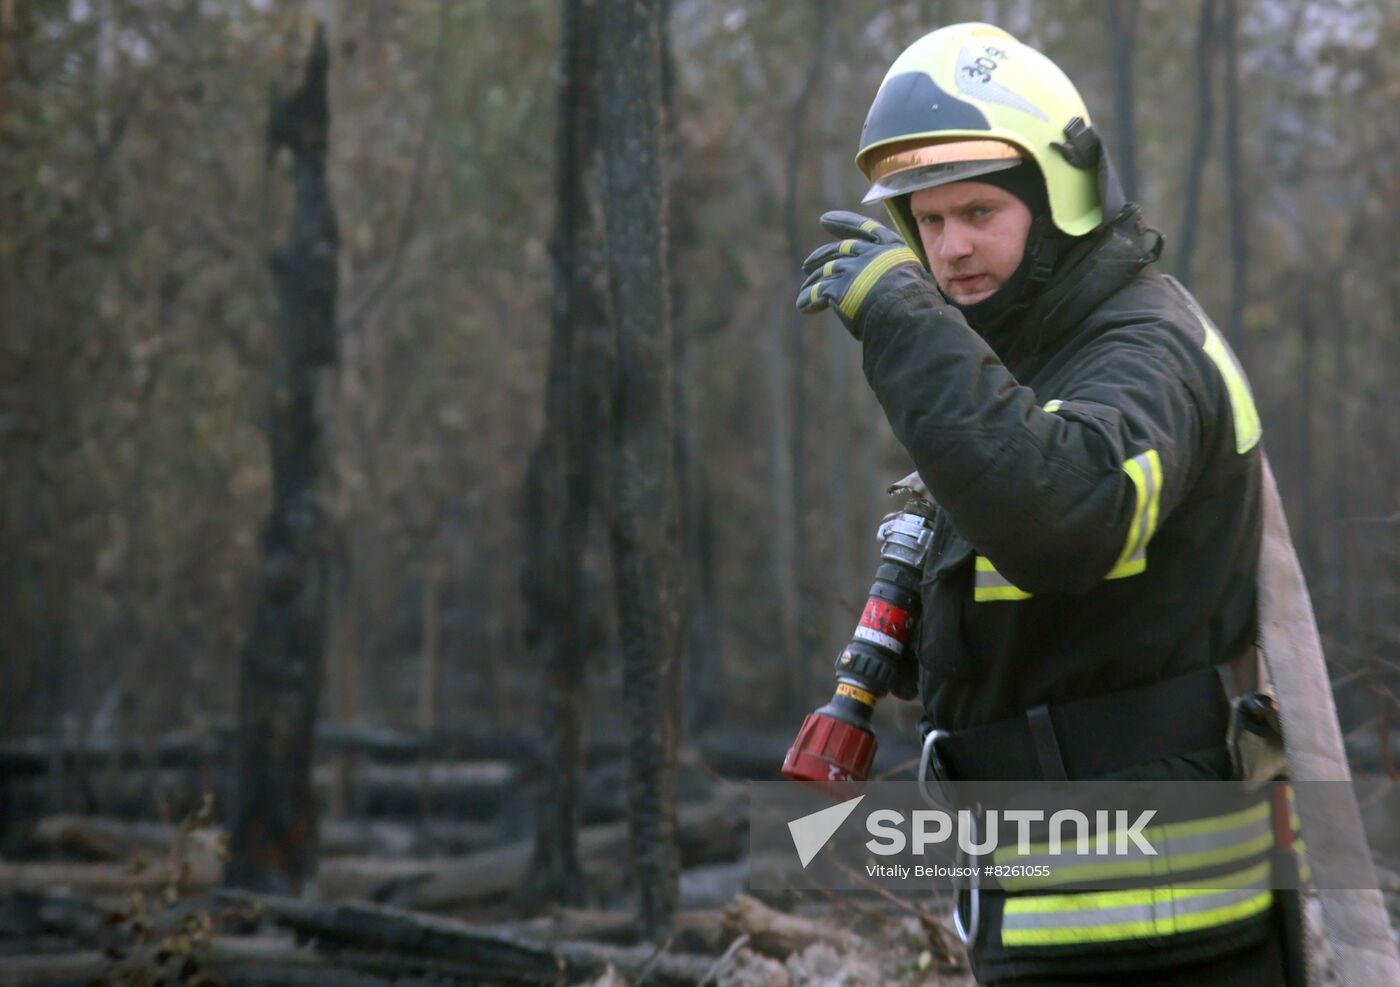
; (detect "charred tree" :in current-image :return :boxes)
[226,26,339,894]
[1222,0,1247,354]
[1176,0,1218,285]
[598,0,682,940]
[782,3,832,707]
[520,0,609,909]
[661,0,722,738]
[1105,0,1140,203]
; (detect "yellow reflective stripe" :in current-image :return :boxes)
[1172,859,1272,891]
[822,260,836,277]
[998,831,1273,891]
[838,247,919,319]
[1163,830,1273,870]
[838,239,856,256]
[1043,399,1063,413]
[1002,888,1272,946]
[1000,799,1267,859]
[973,556,1033,602]
[859,218,879,234]
[1162,799,1269,838]
[808,285,820,305]
[997,817,1273,890]
[1107,449,1162,579]
[1288,785,1311,881]
[995,800,1272,888]
[976,585,1036,602]
[999,858,1158,890]
[1007,869,1266,916]
[1184,298,1261,454]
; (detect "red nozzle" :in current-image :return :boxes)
[782,711,877,794]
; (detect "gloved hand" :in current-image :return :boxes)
[796,210,933,339]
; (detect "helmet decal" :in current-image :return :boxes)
[954,45,1048,122]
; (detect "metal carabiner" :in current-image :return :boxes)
[918,728,950,808]
[919,728,979,946]
[953,813,982,947]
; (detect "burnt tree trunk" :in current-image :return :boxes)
[1221,0,1247,355]
[661,0,723,738]
[521,0,609,909]
[598,0,682,940]
[1176,0,1218,285]
[1105,0,1140,203]
[226,26,339,894]
[782,2,832,707]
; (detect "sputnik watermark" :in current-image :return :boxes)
[752,780,1391,892]
[785,796,1156,869]
[786,795,866,868]
[865,808,1158,856]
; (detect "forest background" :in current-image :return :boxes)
[2,0,1398,930]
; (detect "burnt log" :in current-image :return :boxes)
[325,793,743,909]
[225,893,717,986]
[720,894,865,960]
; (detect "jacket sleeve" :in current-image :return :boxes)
[859,280,1206,595]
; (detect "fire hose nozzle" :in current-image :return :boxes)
[782,501,936,792]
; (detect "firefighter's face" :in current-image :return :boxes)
[910,182,1033,306]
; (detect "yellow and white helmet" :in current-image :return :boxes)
[857,23,1116,262]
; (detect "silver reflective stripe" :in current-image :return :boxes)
[995,807,1273,890]
[975,567,1015,590]
[974,557,1032,601]
[997,800,1270,866]
[1125,451,1158,563]
[1108,449,1162,579]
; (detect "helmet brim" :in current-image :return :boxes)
[861,157,1021,205]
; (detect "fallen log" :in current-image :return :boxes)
[0,935,407,987]
[312,792,744,908]
[21,815,496,869]
[0,856,221,896]
[476,905,727,953]
[228,893,717,986]
[697,727,922,781]
[0,889,107,946]
[496,907,640,944]
[720,893,865,959]
[0,725,630,777]
[321,818,499,857]
[27,815,224,866]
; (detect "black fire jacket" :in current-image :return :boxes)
[859,206,1269,981]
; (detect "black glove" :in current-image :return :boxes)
[795,210,932,339]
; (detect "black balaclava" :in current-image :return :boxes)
[944,161,1074,339]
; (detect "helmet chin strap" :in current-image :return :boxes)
[954,120,1133,345]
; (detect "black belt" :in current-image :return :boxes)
[927,666,1231,782]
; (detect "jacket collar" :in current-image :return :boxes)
[979,205,1163,376]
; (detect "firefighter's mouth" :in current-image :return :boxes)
[949,273,989,292]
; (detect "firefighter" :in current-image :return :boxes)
[797,23,1288,986]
